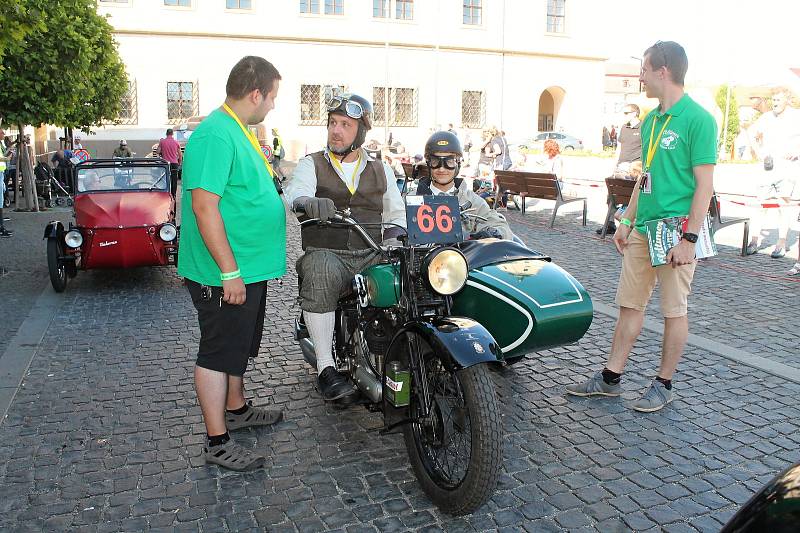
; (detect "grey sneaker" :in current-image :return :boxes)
[565,371,621,397]
[632,380,673,412]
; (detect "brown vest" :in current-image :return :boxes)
[300,151,386,250]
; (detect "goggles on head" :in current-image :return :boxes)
[326,96,365,121]
[428,155,459,170]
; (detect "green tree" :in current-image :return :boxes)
[0,0,127,209]
[0,0,127,129]
[0,0,43,69]
[715,84,739,156]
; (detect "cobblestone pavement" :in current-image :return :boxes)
[0,208,70,356]
[0,199,798,532]
[505,201,800,369]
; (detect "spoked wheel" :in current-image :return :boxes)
[402,333,502,515]
[47,238,67,292]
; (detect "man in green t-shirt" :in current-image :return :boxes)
[178,56,286,471]
[567,41,717,412]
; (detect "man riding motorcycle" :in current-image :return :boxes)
[415,130,513,240]
[285,92,406,403]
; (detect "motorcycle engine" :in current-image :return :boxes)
[364,319,389,356]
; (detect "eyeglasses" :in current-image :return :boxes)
[428,155,458,170]
[326,96,365,120]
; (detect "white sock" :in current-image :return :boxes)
[303,310,335,375]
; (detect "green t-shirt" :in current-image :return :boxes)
[177,108,286,286]
[635,94,717,234]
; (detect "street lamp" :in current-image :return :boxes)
[631,56,643,93]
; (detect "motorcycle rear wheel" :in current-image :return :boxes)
[402,334,502,515]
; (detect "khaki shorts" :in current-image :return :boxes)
[615,230,696,318]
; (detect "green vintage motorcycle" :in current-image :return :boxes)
[294,198,592,515]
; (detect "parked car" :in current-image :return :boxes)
[43,158,178,292]
[519,132,584,151]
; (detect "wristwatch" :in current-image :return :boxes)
[682,232,699,243]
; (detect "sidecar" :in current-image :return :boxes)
[452,238,593,363]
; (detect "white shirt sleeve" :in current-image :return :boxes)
[381,162,407,229]
[284,155,317,207]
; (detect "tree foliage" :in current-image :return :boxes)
[715,84,739,155]
[0,0,42,70]
[0,0,127,130]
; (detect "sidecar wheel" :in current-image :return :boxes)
[403,339,502,516]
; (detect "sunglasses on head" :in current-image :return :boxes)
[326,96,365,120]
[428,155,458,170]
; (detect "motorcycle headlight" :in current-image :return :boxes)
[159,223,177,242]
[424,248,468,295]
[64,230,83,248]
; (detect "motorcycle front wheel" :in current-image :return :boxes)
[402,334,502,515]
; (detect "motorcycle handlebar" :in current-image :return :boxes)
[296,207,385,253]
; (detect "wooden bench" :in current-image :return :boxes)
[401,161,429,179]
[709,193,749,256]
[600,177,638,239]
[600,180,749,255]
[494,170,587,228]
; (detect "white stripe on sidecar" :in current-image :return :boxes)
[472,269,583,309]
[465,280,533,353]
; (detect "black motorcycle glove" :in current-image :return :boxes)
[470,228,502,240]
[304,197,336,222]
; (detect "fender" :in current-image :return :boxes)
[387,316,503,372]
[43,221,64,240]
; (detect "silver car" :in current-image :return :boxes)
[521,132,584,151]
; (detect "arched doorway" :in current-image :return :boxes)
[538,86,565,131]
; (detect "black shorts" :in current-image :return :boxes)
[186,279,267,376]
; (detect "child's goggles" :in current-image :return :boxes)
[427,155,459,170]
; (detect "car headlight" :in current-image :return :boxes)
[424,248,468,295]
[64,230,83,248]
[159,223,177,242]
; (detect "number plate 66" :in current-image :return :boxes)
[405,195,463,245]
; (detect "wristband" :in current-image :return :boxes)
[220,269,241,281]
[620,218,632,227]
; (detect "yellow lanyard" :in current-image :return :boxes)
[644,114,672,171]
[222,103,274,178]
[329,152,361,194]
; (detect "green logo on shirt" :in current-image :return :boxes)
[661,130,680,150]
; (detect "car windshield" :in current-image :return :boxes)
[77,167,169,193]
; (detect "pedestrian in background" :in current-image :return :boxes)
[598,104,643,234]
[158,128,183,199]
[271,127,285,180]
[566,41,718,412]
[0,130,12,238]
[178,56,285,471]
[744,86,800,258]
[538,138,564,183]
[112,140,132,158]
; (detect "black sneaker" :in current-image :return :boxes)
[0,228,12,238]
[318,366,358,401]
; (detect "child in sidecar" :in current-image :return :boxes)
[414,130,513,241]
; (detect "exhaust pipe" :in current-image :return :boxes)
[354,364,382,403]
[295,318,317,367]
